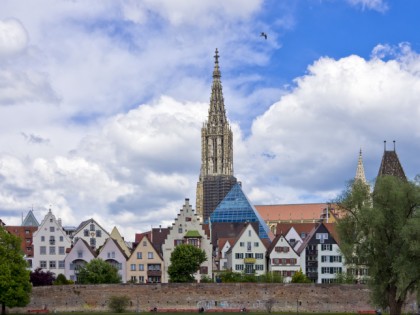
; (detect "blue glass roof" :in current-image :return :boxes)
[208,183,270,239]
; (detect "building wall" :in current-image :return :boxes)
[9,283,419,313]
[268,235,300,282]
[5,226,38,266]
[72,220,109,250]
[227,224,266,276]
[97,239,127,283]
[161,199,212,283]
[64,239,95,281]
[127,236,163,284]
[32,210,71,273]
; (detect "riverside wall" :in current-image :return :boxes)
[10,283,419,313]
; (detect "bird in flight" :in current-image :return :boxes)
[260,32,267,40]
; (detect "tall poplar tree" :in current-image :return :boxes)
[0,226,32,314]
[337,176,420,315]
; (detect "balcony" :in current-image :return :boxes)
[244,258,256,264]
[147,270,162,277]
[307,250,317,255]
[49,240,55,245]
[307,272,318,278]
[307,261,318,267]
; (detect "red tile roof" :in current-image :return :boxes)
[255,203,330,222]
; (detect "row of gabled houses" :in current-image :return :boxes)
[4,194,353,284]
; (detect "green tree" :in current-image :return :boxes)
[0,227,32,315]
[291,268,311,283]
[30,267,56,286]
[168,244,207,282]
[108,295,130,313]
[77,258,121,284]
[53,274,73,285]
[337,176,420,315]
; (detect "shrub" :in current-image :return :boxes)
[108,295,130,313]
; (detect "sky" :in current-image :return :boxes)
[1,0,419,241]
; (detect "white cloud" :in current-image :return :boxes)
[346,0,388,12]
[0,18,28,56]
[237,45,420,206]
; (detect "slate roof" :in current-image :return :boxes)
[377,149,407,182]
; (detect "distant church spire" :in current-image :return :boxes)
[355,148,367,184]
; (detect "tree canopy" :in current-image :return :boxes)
[77,258,121,284]
[30,267,56,286]
[0,227,32,314]
[291,268,311,283]
[168,244,207,282]
[337,176,420,315]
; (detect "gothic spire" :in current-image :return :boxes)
[208,48,227,127]
[355,148,367,184]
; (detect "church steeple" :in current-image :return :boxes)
[196,49,237,222]
[200,48,234,177]
[207,48,228,128]
[355,149,367,184]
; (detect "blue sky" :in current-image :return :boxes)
[0,0,419,240]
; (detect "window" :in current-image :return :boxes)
[84,229,89,237]
[148,252,153,259]
[174,239,183,246]
[40,246,46,255]
[59,236,64,242]
[143,241,147,247]
[245,253,253,258]
[188,239,198,246]
[247,242,252,251]
[40,261,47,268]
[316,233,329,244]
[58,260,65,269]
[255,253,264,259]
[41,236,45,242]
[49,260,56,268]
[330,255,342,263]
[235,253,244,259]
[131,264,136,271]
[255,264,264,271]
[50,218,53,223]
[26,247,32,251]
[77,251,83,258]
[139,264,144,271]
[49,246,56,255]
[239,242,244,247]
[89,224,95,231]
[248,230,251,237]
[90,238,96,247]
[96,230,102,237]
[200,266,208,274]
[131,276,137,283]
[178,227,183,233]
[49,236,55,245]
[50,226,55,232]
[321,244,333,251]
[25,229,30,234]
[139,276,144,283]
[59,247,65,255]
[137,252,142,259]
[235,264,244,271]
[254,242,259,247]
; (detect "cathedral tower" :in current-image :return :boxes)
[196,49,237,222]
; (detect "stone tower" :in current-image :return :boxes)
[377,140,407,182]
[196,49,237,222]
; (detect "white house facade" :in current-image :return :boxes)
[226,223,267,276]
[97,237,128,283]
[71,218,110,250]
[267,234,301,282]
[64,238,96,282]
[32,209,71,273]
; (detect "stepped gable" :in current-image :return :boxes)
[209,183,272,240]
[377,141,407,181]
